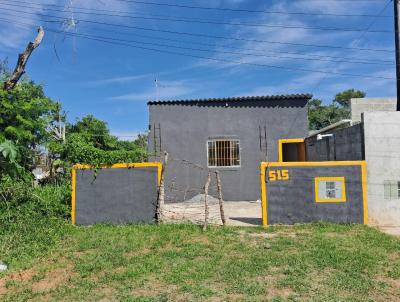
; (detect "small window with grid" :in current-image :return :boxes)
[314,177,346,203]
[325,181,337,198]
[207,139,240,167]
[384,181,400,200]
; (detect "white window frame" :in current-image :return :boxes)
[207,139,241,168]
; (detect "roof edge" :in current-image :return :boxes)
[147,93,313,105]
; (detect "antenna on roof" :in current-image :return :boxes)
[155,78,159,102]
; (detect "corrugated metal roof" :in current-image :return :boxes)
[147,93,313,105]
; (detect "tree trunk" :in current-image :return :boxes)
[3,26,45,91]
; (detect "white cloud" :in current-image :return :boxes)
[108,80,195,101]
[89,73,154,85]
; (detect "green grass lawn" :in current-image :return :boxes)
[1,223,400,302]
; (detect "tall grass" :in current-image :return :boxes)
[0,178,72,269]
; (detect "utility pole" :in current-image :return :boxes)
[394,0,400,110]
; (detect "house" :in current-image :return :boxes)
[272,97,400,226]
[148,94,312,202]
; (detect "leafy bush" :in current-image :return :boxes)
[0,178,72,268]
[63,133,148,166]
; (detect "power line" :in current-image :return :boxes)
[112,0,393,18]
[0,16,393,67]
[0,2,393,33]
[76,25,394,64]
[310,0,393,95]
[40,27,399,79]
[0,7,394,53]
[0,0,392,18]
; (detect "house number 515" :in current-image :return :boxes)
[268,170,289,182]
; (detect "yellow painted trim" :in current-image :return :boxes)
[278,138,305,162]
[71,167,76,225]
[260,163,267,226]
[260,160,368,226]
[264,161,364,167]
[314,176,347,203]
[71,162,162,224]
[361,161,368,224]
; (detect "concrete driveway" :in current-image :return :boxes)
[163,200,262,226]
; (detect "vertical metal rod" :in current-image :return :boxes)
[158,123,162,153]
[153,122,157,154]
[264,125,268,161]
[394,0,400,110]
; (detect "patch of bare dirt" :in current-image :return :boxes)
[130,276,182,299]
[0,268,36,294]
[123,246,152,258]
[31,266,75,293]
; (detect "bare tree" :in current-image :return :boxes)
[3,27,45,91]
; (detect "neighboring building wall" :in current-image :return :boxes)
[149,98,309,201]
[351,97,396,123]
[363,112,400,226]
[305,123,364,161]
[261,162,367,225]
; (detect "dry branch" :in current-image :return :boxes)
[203,171,211,231]
[215,170,226,226]
[3,26,45,91]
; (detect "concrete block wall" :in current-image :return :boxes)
[305,124,363,161]
[351,98,396,123]
[363,112,400,226]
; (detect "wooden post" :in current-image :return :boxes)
[215,170,226,226]
[156,151,168,223]
[203,171,211,231]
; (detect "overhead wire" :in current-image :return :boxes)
[0,17,395,80]
[0,5,394,54]
[0,2,393,33]
[0,0,393,20]
[0,15,392,67]
[110,0,393,18]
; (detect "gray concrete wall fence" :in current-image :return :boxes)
[72,163,161,225]
[149,97,309,201]
[261,162,367,225]
[351,97,396,123]
[305,123,364,161]
[363,112,400,226]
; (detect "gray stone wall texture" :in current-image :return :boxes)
[265,165,365,224]
[148,97,309,201]
[305,123,364,161]
[74,167,159,225]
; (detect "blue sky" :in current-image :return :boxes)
[0,0,396,139]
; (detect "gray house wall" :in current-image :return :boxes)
[148,97,309,201]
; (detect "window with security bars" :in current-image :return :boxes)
[315,177,346,203]
[325,181,337,198]
[207,139,240,167]
[384,181,400,200]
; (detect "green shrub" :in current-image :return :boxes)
[62,133,148,166]
[0,178,72,269]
